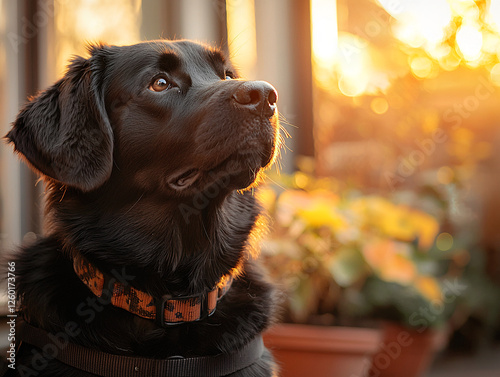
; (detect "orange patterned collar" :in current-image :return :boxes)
[73,253,233,326]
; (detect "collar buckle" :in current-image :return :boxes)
[154,290,217,328]
[155,293,175,327]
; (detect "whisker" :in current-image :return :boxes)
[278,114,297,129]
[265,175,286,190]
[123,193,145,215]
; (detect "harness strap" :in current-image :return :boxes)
[18,321,264,377]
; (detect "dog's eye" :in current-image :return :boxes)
[149,76,173,92]
[224,71,234,80]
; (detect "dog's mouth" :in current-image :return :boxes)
[167,151,269,192]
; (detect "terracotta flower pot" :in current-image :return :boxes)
[263,323,382,377]
[369,322,448,377]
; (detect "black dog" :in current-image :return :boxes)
[4,40,281,376]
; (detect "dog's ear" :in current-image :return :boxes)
[5,44,113,192]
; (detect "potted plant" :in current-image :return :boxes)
[260,186,383,377]
[259,171,472,377]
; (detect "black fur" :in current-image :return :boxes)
[4,40,280,376]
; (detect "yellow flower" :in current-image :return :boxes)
[379,254,417,285]
[414,276,442,303]
[350,196,439,249]
[277,189,344,231]
[378,206,416,242]
[299,204,345,230]
[363,239,417,285]
[410,211,440,250]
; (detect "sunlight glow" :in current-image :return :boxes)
[311,1,395,96]
[489,0,500,32]
[382,0,452,51]
[55,0,141,77]
[312,0,500,98]
[456,23,483,62]
[336,33,371,96]
[226,0,258,79]
[310,0,338,69]
[336,33,392,97]
[450,0,480,21]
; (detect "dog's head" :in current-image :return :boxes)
[6,40,280,196]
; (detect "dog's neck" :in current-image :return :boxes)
[44,180,261,297]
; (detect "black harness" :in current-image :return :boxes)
[17,320,264,376]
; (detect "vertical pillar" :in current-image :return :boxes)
[254,0,314,172]
[0,0,23,248]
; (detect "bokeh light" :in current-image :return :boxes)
[410,56,434,79]
[436,232,454,251]
[456,23,483,63]
[490,62,500,85]
[370,97,389,115]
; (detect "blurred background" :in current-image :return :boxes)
[1,0,499,376]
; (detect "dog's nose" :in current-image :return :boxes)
[232,81,278,117]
